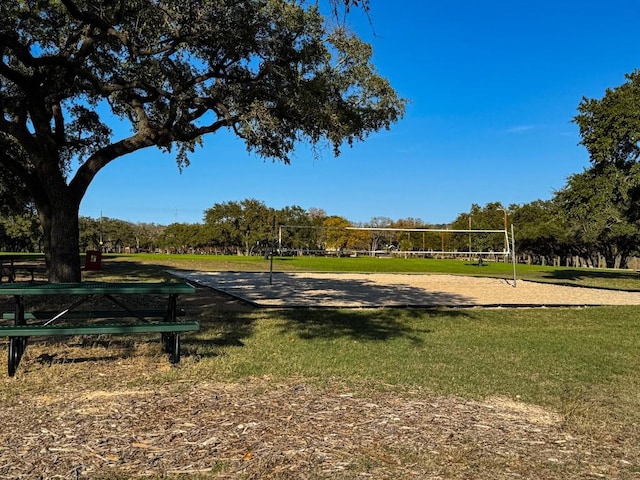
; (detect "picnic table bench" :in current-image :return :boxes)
[0,255,45,283]
[0,281,200,376]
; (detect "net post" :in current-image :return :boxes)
[269,216,276,285]
[511,224,517,287]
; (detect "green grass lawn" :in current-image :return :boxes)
[1,253,639,478]
[181,305,640,431]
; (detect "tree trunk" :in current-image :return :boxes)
[38,197,82,283]
[604,255,616,269]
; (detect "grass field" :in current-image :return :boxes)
[1,253,639,478]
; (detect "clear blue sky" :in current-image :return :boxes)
[79,0,640,226]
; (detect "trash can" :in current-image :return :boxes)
[85,250,102,270]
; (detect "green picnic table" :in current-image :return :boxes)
[0,281,200,376]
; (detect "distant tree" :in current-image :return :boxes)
[573,70,640,224]
[0,0,405,281]
[132,223,164,252]
[203,199,274,255]
[574,70,640,168]
[391,217,425,252]
[0,170,40,252]
[100,218,140,252]
[277,205,318,252]
[554,166,640,268]
[307,208,328,225]
[363,216,393,253]
[510,200,568,266]
[78,217,101,251]
[450,207,475,253]
[0,213,41,252]
[203,201,242,254]
[322,216,352,252]
[157,223,204,252]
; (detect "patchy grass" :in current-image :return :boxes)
[1,254,639,478]
[1,299,639,478]
[187,306,640,426]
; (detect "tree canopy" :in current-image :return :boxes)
[0,0,405,281]
[574,70,640,168]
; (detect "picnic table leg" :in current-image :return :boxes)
[8,259,15,283]
[13,295,25,326]
[8,338,17,377]
[167,333,180,364]
[7,295,27,376]
[160,332,181,363]
[167,294,178,321]
[164,294,181,363]
[14,295,27,342]
[8,337,26,377]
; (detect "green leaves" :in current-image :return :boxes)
[2,0,405,174]
[574,70,640,167]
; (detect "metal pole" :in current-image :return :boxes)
[468,216,472,260]
[511,223,517,287]
[269,217,275,285]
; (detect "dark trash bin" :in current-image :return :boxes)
[85,250,102,270]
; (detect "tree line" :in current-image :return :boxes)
[3,168,640,269]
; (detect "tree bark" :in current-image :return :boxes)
[37,194,82,283]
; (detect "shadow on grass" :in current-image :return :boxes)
[192,311,255,352]
[464,261,491,268]
[542,268,635,281]
[82,259,178,281]
[35,352,132,365]
[193,308,472,361]
[274,308,465,344]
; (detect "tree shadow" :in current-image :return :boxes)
[273,307,470,344]
[163,270,482,353]
[173,271,479,308]
[82,259,178,281]
[190,311,254,354]
[540,268,640,286]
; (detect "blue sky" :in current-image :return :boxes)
[79,0,640,226]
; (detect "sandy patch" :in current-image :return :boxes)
[169,271,640,307]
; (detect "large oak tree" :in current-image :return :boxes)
[573,70,640,247]
[0,0,404,281]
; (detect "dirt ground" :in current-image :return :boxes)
[172,271,640,307]
[2,372,635,479]
[0,279,638,479]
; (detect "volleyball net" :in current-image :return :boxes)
[277,225,513,259]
